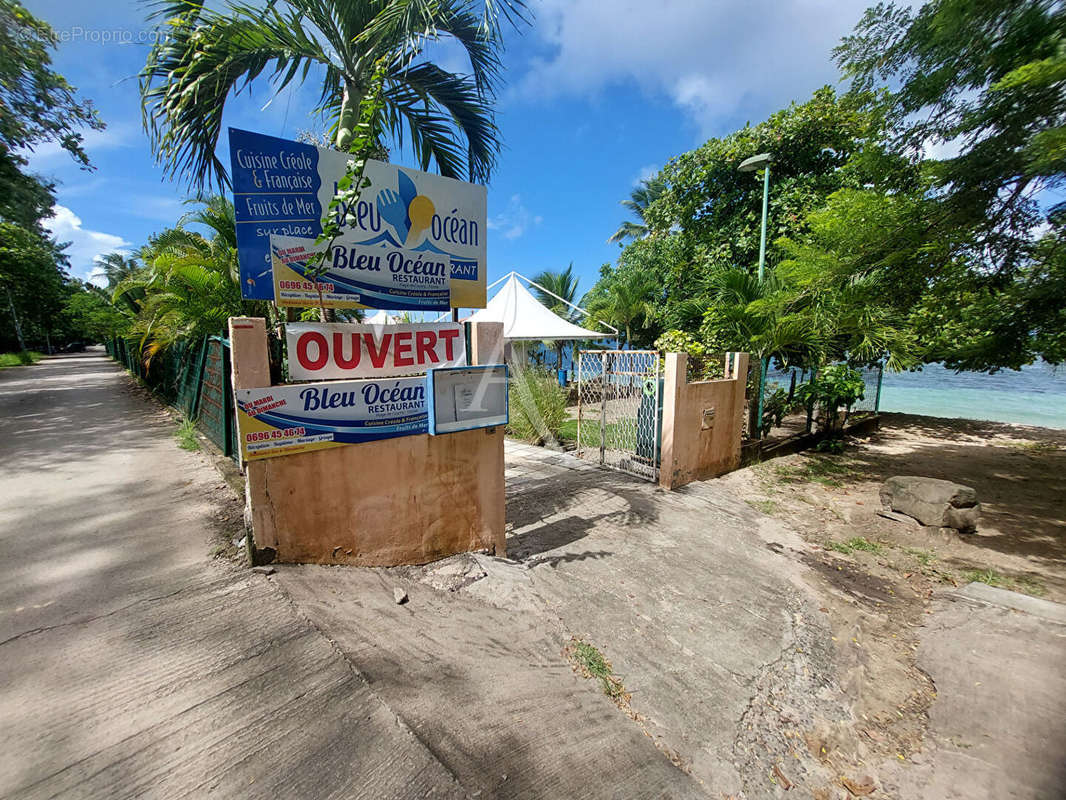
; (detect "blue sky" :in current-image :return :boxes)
[24,0,876,305]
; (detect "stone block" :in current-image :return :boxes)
[880,475,980,532]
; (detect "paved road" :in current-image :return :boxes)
[0,352,463,799]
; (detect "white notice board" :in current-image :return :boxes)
[426,364,508,434]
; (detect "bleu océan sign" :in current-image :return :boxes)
[235,377,428,461]
[228,128,486,309]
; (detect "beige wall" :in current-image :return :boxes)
[659,352,749,490]
[230,317,505,566]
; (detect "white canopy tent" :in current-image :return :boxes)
[465,272,613,341]
[363,309,398,325]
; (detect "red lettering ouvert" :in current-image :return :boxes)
[363,333,392,369]
[393,331,414,367]
[439,328,459,360]
[415,331,439,364]
[333,333,361,369]
[296,332,329,371]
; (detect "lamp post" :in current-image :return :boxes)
[738,152,773,437]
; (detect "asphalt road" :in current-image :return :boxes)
[0,351,464,799]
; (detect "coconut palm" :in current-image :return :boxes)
[583,269,656,345]
[94,252,141,291]
[140,0,529,191]
[115,196,253,361]
[531,263,580,368]
[607,177,666,244]
[531,263,580,321]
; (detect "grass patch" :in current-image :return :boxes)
[0,350,42,368]
[176,419,200,451]
[772,455,850,488]
[828,536,884,556]
[557,418,628,447]
[746,498,779,515]
[1009,440,1060,455]
[963,568,1046,597]
[902,547,937,567]
[565,638,628,701]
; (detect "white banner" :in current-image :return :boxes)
[286,321,466,381]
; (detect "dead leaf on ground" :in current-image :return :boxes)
[842,776,877,796]
[772,764,793,790]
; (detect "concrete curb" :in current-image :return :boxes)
[954,581,1066,625]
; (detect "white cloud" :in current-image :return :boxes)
[518,0,874,134]
[23,123,138,169]
[488,194,541,240]
[634,163,660,185]
[44,205,131,285]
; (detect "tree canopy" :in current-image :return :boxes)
[589,0,1065,373]
[140,0,530,191]
[0,0,110,353]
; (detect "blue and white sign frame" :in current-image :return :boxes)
[426,364,508,435]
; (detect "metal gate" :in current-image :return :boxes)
[576,350,661,482]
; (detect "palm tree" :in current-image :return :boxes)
[140,0,529,190]
[607,177,666,244]
[584,269,655,345]
[94,253,140,290]
[116,196,254,361]
[531,263,580,369]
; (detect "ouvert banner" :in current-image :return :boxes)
[235,377,428,461]
[228,128,486,309]
[286,321,466,381]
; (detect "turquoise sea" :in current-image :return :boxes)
[878,361,1066,429]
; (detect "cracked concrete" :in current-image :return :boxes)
[0,352,466,799]
[276,442,857,798]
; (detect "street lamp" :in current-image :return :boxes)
[739,153,773,437]
[738,153,772,282]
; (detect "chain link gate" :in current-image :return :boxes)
[576,350,661,482]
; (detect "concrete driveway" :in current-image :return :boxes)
[0,352,464,799]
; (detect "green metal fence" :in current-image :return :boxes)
[106,335,238,460]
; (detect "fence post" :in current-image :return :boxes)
[874,361,885,413]
[599,351,607,466]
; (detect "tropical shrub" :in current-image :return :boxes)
[507,367,568,446]
[796,364,866,431]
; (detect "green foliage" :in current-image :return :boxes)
[829,536,884,555]
[115,197,256,362]
[506,367,568,446]
[0,2,103,353]
[654,329,725,380]
[0,0,103,165]
[832,0,1066,370]
[140,0,530,191]
[608,177,666,244]
[532,263,581,321]
[62,283,130,341]
[963,568,1046,598]
[796,364,866,429]
[175,418,201,452]
[582,262,657,345]
[0,350,41,367]
[760,383,792,432]
[565,638,627,700]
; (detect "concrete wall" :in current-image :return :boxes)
[659,352,749,490]
[229,317,506,566]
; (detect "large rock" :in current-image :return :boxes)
[880,476,980,532]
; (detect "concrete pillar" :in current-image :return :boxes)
[659,352,686,491]
[468,321,504,366]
